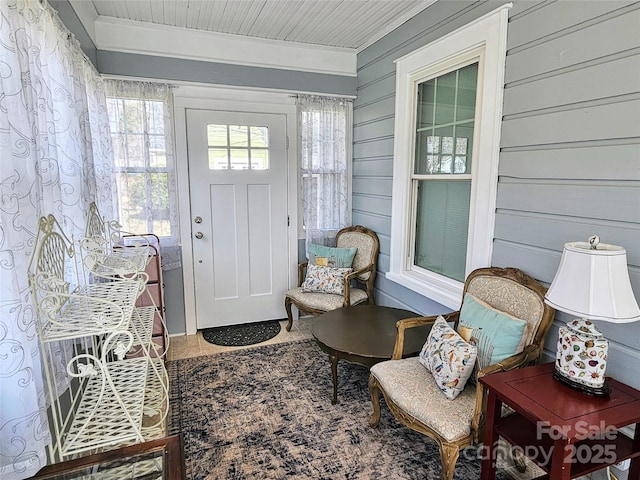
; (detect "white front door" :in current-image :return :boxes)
[186,109,289,328]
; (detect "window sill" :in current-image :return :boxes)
[385,270,463,310]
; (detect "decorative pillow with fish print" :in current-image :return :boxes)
[418,316,478,400]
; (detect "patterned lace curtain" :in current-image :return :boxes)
[104,80,181,270]
[297,95,350,253]
[0,0,114,477]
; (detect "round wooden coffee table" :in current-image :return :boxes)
[312,304,432,404]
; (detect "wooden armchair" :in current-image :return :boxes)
[284,225,379,332]
[368,267,556,480]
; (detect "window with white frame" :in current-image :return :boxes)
[387,6,510,309]
[105,81,178,243]
[297,95,351,250]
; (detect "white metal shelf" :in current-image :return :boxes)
[28,213,170,464]
[33,277,146,342]
[62,357,149,457]
[81,242,152,280]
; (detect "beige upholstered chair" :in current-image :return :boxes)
[284,225,379,332]
[368,267,555,480]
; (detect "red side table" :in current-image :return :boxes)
[479,363,640,480]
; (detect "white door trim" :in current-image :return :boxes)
[174,85,298,335]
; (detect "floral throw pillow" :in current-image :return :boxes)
[301,264,353,295]
[419,316,478,400]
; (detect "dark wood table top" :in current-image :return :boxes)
[479,362,640,439]
[311,304,431,365]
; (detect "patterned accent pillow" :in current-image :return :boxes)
[418,316,478,400]
[301,264,353,295]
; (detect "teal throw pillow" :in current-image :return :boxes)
[458,293,528,370]
[308,243,357,268]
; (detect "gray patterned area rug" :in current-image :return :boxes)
[168,339,511,480]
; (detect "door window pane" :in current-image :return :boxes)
[207,124,228,145]
[250,127,268,147]
[251,149,269,170]
[208,148,229,170]
[230,149,249,170]
[207,124,269,171]
[229,125,249,147]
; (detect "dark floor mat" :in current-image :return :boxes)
[201,319,282,346]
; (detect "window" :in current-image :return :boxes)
[207,124,269,170]
[106,81,177,241]
[414,63,478,283]
[388,6,510,309]
[297,95,351,249]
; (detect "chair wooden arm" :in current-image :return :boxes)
[391,311,460,360]
[344,263,374,282]
[471,343,542,442]
[341,263,375,307]
[476,344,540,379]
[297,262,308,287]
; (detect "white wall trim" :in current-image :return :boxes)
[173,85,298,335]
[357,0,438,53]
[94,16,357,77]
[68,0,98,43]
[388,4,511,310]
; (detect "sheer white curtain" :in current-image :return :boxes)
[104,80,181,270]
[0,0,113,477]
[297,95,350,252]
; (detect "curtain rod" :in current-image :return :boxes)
[289,94,354,102]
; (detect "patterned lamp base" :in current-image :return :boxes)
[554,318,610,397]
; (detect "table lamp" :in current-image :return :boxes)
[544,236,640,396]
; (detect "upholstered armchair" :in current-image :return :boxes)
[368,267,556,480]
[284,225,379,332]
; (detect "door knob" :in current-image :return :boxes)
[194,232,204,239]
[194,216,202,224]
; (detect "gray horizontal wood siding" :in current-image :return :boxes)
[355,0,640,387]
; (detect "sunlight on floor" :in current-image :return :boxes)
[167,317,314,361]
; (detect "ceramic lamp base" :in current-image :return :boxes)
[553,365,611,396]
[555,318,610,394]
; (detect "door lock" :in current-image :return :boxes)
[194,216,203,224]
[194,232,204,239]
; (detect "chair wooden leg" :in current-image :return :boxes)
[368,375,382,428]
[439,442,460,480]
[284,297,294,332]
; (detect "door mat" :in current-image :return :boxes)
[201,319,282,347]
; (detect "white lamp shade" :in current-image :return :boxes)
[545,241,640,323]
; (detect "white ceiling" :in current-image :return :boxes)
[87,0,435,50]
